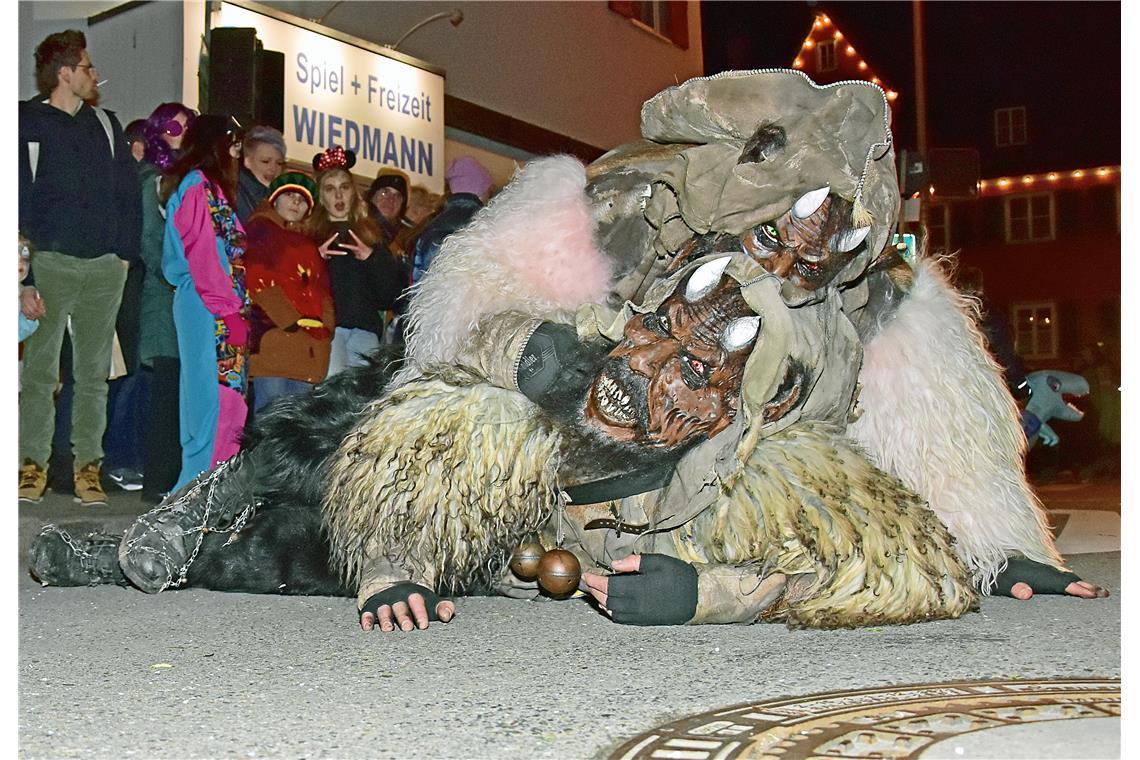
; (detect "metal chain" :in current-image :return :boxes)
[119,457,260,592]
[35,523,121,577]
[37,523,94,559]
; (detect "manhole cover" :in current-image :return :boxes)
[609,678,1119,759]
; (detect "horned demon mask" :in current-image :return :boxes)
[583,255,759,449]
[588,70,899,308]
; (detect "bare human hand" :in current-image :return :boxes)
[341,229,373,260]
[1008,579,1110,600]
[581,553,642,615]
[20,285,45,320]
[996,557,1111,600]
[359,585,455,632]
[318,233,348,260]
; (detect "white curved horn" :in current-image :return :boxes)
[721,316,761,351]
[683,256,731,302]
[829,225,872,254]
[792,186,830,219]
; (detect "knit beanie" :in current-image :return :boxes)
[368,172,409,202]
[368,170,410,220]
[445,156,494,198]
[267,171,319,212]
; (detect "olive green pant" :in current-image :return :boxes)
[19,251,128,468]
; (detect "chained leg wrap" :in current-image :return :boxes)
[29,523,130,587]
[118,456,261,593]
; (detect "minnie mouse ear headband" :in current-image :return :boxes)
[267,171,319,211]
[312,146,357,172]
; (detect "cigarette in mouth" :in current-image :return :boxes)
[97,79,109,86]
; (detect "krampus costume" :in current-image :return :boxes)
[31,70,1085,625]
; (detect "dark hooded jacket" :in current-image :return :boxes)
[18,98,141,266]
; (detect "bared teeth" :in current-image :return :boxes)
[597,374,634,422]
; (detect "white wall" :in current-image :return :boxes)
[263,0,705,151]
[17,1,185,125]
[16,0,705,178]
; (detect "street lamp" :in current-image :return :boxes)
[388,10,465,51]
[310,4,464,52]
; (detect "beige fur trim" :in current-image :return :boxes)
[675,423,977,628]
[323,374,562,593]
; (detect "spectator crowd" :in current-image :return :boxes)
[18,29,496,506]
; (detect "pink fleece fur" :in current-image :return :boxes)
[399,155,613,376]
[493,167,611,307]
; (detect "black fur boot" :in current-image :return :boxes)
[118,454,257,593]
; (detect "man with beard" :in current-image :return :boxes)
[19,30,141,506]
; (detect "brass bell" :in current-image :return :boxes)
[509,541,546,581]
[536,548,581,599]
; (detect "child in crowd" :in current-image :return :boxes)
[244,171,335,412]
[19,234,42,343]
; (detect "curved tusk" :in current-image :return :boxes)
[683,256,731,302]
[721,316,761,351]
[829,225,872,254]
[792,185,830,219]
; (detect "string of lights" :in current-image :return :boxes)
[792,14,899,102]
[975,166,1119,197]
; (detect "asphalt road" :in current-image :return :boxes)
[16,480,1121,759]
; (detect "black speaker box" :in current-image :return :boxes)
[255,49,285,132]
[207,27,259,124]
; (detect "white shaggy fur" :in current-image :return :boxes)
[396,155,613,384]
[847,256,1064,591]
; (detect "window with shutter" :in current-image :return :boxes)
[609,1,689,49]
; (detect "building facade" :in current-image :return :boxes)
[17,1,705,188]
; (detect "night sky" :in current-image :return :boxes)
[701,1,1121,171]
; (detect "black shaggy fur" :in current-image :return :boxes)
[738,122,788,164]
[174,345,407,595]
[240,346,406,507]
[30,346,405,596]
[182,502,349,595]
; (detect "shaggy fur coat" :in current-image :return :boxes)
[848,258,1064,591]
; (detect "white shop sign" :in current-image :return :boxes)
[212,1,446,191]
